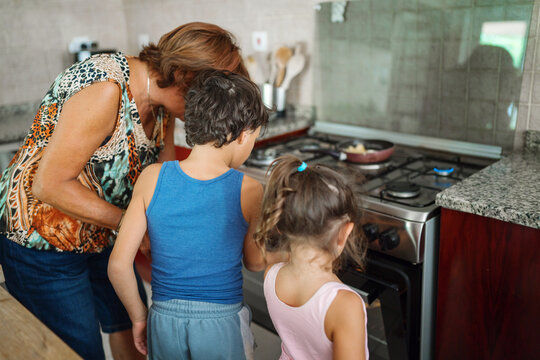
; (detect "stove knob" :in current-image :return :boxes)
[362,223,379,242]
[379,228,400,251]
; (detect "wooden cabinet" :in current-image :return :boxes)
[435,208,540,360]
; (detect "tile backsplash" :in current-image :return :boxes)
[2,0,540,152]
[0,0,317,110]
[314,0,535,153]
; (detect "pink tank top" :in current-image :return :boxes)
[264,262,369,360]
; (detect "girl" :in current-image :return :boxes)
[254,155,369,360]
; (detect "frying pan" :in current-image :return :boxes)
[301,139,395,164]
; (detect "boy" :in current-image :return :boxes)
[108,70,269,359]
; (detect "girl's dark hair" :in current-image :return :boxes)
[139,22,248,92]
[254,155,367,272]
[183,70,269,147]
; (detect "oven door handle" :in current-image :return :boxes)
[354,279,386,305]
[341,270,397,305]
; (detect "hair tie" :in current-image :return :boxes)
[297,162,307,172]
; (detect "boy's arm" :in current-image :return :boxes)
[108,164,161,352]
[241,175,266,272]
[325,290,368,360]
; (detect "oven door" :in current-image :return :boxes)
[340,251,422,360]
[242,268,276,332]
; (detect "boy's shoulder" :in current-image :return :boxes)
[140,163,163,177]
[240,174,263,194]
[135,163,164,188]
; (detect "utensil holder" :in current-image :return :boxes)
[261,83,273,109]
[260,83,287,118]
[274,87,286,118]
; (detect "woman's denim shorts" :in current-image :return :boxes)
[0,234,147,360]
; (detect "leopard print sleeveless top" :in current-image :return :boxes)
[0,52,168,253]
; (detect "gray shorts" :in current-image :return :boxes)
[148,298,255,360]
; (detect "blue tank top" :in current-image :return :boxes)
[146,161,249,304]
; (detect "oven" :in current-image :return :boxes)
[241,130,494,360]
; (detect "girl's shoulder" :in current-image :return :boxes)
[324,285,368,358]
[325,283,366,333]
[332,285,364,307]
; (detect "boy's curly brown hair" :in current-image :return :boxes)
[183,70,269,147]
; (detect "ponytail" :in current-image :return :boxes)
[254,155,367,272]
[254,156,301,258]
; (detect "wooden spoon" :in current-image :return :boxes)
[274,46,293,88]
[280,44,305,90]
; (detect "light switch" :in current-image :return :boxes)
[252,31,268,52]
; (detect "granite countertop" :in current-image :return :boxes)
[258,112,313,141]
[436,143,540,229]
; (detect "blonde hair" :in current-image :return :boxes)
[139,22,248,92]
[254,155,367,272]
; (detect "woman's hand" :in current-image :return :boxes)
[132,319,148,355]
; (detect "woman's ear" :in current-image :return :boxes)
[337,222,355,250]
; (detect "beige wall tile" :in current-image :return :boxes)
[4,0,540,152]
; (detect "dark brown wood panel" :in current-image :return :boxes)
[436,208,540,360]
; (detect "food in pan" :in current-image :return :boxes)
[344,143,367,154]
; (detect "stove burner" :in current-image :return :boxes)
[249,148,277,167]
[349,160,392,171]
[433,167,454,176]
[299,142,322,151]
[385,181,421,199]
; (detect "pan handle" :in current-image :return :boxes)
[300,148,347,161]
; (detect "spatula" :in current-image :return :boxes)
[280,44,305,90]
[274,46,293,88]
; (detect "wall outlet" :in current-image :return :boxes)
[138,34,150,50]
[68,36,91,53]
[252,31,268,52]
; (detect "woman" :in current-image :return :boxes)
[0,22,247,360]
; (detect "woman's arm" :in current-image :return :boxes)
[32,82,124,229]
[325,290,368,360]
[108,164,160,355]
[241,175,266,272]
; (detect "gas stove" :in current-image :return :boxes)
[241,131,492,264]
[241,129,497,360]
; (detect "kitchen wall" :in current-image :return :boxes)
[1,0,540,151]
[314,0,540,152]
[0,0,129,107]
[0,0,317,109]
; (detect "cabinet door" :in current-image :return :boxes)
[436,208,540,360]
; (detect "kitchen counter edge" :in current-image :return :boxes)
[435,149,540,230]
